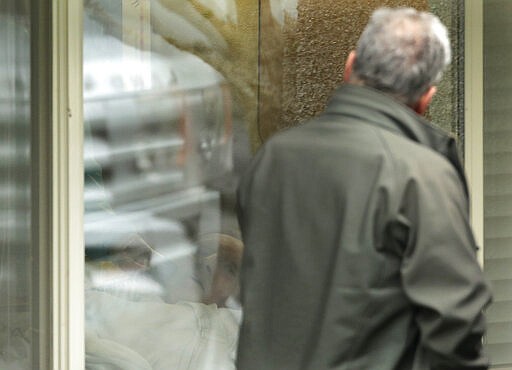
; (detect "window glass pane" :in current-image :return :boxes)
[83,1,463,368]
[483,0,512,366]
[0,3,34,369]
[83,1,252,368]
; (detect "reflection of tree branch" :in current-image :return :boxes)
[85,0,228,54]
[154,0,228,52]
[160,33,256,106]
[189,0,229,36]
[236,0,258,30]
[84,0,254,99]
[85,0,124,40]
[155,0,260,144]
[85,0,261,145]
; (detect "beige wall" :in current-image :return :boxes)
[428,0,465,147]
[257,1,463,149]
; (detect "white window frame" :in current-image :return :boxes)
[33,0,84,368]
[464,0,484,267]
[52,1,84,368]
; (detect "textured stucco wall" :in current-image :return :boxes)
[428,0,465,150]
[257,0,464,148]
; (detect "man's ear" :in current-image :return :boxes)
[414,86,437,115]
[344,50,356,82]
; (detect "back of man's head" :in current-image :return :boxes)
[351,7,451,106]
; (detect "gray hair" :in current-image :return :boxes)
[352,7,451,105]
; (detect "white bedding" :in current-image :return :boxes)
[85,290,241,370]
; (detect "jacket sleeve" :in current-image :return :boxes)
[397,160,493,370]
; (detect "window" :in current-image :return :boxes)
[0,4,34,368]
[81,1,466,369]
[0,1,471,368]
[483,0,512,367]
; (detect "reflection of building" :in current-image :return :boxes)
[0,15,32,358]
[82,33,233,302]
[0,22,234,304]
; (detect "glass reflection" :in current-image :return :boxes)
[83,1,461,368]
[0,6,33,370]
[83,1,248,368]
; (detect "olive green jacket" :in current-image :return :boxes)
[236,84,492,370]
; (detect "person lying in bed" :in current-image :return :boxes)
[85,234,243,370]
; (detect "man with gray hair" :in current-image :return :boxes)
[236,7,492,370]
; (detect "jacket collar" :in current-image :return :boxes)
[324,84,468,197]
